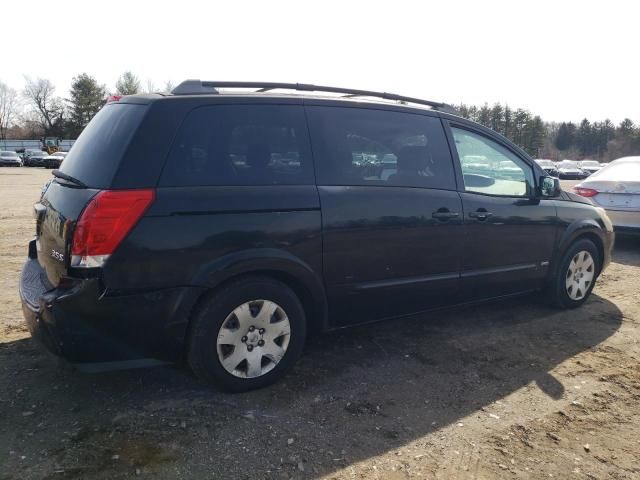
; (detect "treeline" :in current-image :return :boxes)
[552,119,640,161]
[0,72,173,140]
[457,104,545,157]
[457,102,640,161]
[1,74,639,162]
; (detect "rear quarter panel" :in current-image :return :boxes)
[103,185,324,309]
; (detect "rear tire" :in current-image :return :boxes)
[548,239,600,308]
[188,276,307,392]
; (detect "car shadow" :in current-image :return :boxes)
[612,234,640,267]
[0,293,623,479]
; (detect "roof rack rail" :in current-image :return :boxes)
[170,80,459,114]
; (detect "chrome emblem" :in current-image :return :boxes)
[50,249,64,263]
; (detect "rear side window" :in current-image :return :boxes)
[160,105,313,186]
[306,106,455,189]
[60,103,147,188]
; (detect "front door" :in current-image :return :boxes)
[306,105,464,326]
[447,124,559,301]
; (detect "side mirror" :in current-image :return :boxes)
[540,176,561,197]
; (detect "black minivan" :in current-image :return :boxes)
[20,81,614,391]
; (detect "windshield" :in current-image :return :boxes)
[581,161,599,166]
[536,160,553,166]
[0,151,18,157]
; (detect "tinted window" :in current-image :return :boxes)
[452,127,534,197]
[160,105,313,186]
[307,107,455,189]
[60,103,147,188]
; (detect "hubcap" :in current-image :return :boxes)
[216,300,291,378]
[565,250,595,301]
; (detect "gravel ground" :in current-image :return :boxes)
[1,168,639,479]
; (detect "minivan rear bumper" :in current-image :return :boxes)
[19,244,203,366]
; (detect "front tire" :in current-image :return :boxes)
[548,239,600,308]
[188,276,307,392]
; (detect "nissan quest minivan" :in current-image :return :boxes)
[20,81,614,391]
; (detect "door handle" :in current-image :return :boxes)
[468,209,493,221]
[432,209,460,221]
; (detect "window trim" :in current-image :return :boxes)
[444,121,538,199]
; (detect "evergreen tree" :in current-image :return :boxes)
[477,103,491,127]
[67,73,106,138]
[576,119,593,155]
[554,122,576,150]
[115,71,141,95]
[618,118,634,136]
[490,103,504,134]
[503,105,513,139]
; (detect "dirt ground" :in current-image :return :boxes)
[1,168,639,480]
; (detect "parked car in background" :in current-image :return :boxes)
[460,155,492,175]
[573,157,640,234]
[20,81,614,392]
[578,160,602,176]
[496,160,525,180]
[22,149,41,164]
[42,152,67,169]
[0,151,22,167]
[23,150,48,167]
[535,159,559,177]
[557,160,588,179]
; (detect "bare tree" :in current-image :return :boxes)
[144,78,157,94]
[163,80,175,92]
[0,81,19,140]
[23,77,65,136]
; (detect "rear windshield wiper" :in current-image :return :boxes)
[52,169,87,188]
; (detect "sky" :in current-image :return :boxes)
[2,0,639,123]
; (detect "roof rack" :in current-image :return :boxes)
[171,80,459,114]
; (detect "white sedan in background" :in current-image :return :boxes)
[573,157,640,234]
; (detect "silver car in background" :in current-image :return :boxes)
[574,157,640,234]
[578,160,602,176]
[0,151,22,167]
[557,159,588,179]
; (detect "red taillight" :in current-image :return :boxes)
[71,189,155,268]
[106,95,123,103]
[573,186,599,198]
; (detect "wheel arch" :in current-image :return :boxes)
[551,221,606,278]
[182,248,328,351]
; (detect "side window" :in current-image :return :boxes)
[307,107,455,189]
[451,127,534,197]
[160,105,313,186]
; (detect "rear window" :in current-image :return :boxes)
[160,105,313,186]
[60,103,147,188]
